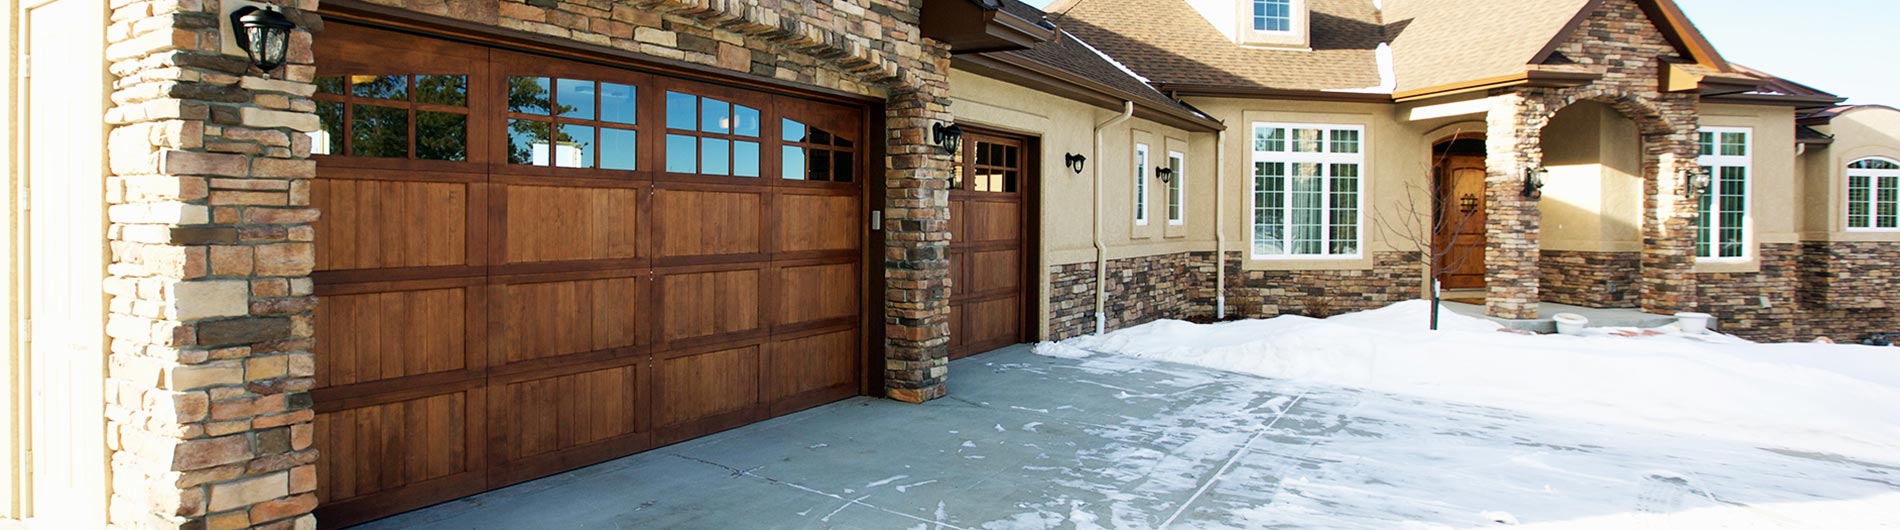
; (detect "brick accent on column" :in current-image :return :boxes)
[882,87,955,404]
[1481,0,1703,319]
[102,1,322,529]
[1539,250,1641,308]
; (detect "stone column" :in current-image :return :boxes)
[103,1,321,528]
[1639,130,1700,314]
[881,81,954,404]
[1483,92,1545,320]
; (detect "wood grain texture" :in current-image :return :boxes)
[502,364,643,459]
[654,189,763,258]
[493,276,645,364]
[767,330,857,405]
[777,193,858,252]
[503,185,641,263]
[315,287,470,388]
[659,268,762,342]
[657,346,761,426]
[314,179,471,271]
[776,262,857,327]
[315,391,475,502]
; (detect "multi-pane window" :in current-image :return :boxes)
[953,138,1019,192]
[664,91,762,177]
[1252,124,1363,258]
[782,119,855,182]
[1167,151,1186,225]
[312,73,471,161]
[1695,127,1751,259]
[1252,0,1291,31]
[505,76,640,170]
[1134,144,1151,226]
[1847,158,1900,230]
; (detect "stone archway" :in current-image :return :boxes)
[1482,89,1701,319]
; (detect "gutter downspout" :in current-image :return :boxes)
[1093,101,1134,335]
[1214,126,1227,319]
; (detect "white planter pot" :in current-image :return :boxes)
[1677,312,1714,335]
[1552,313,1589,335]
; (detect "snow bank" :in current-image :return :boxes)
[1037,300,1900,464]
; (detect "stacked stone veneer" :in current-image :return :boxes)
[1048,251,1421,340]
[1691,242,1900,343]
[1047,253,1206,340]
[1539,251,1641,308]
[1485,0,1702,319]
[103,0,324,528]
[100,0,955,528]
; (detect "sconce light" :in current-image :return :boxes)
[230,5,296,77]
[1064,153,1088,175]
[932,122,963,155]
[1155,166,1175,184]
[1522,165,1548,199]
[1685,166,1714,195]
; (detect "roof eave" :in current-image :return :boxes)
[1391,70,1601,103]
[953,54,1225,132]
[923,1,1058,55]
[1151,83,1395,104]
[1705,93,1848,110]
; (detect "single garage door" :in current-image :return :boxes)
[309,23,870,527]
[948,129,1033,359]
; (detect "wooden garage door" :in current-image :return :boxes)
[948,130,1032,359]
[308,23,868,527]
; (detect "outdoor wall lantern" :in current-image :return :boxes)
[1522,165,1548,199]
[932,122,964,155]
[1154,165,1176,184]
[1685,166,1714,195]
[1065,153,1088,174]
[231,5,296,77]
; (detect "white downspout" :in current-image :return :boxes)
[1215,126,1228,319]
[1094,101,1135,335]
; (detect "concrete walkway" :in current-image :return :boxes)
[1444,300,1679,332]
[354,345,1900,529]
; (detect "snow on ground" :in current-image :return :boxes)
[1039,300,1900,465]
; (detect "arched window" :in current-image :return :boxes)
[1847,157,1900,230]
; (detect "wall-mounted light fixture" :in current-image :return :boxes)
[230,5,296,78]
[1064,153,1088,175]
[1155,165,1175,184]
[1522,165,1548,199]
[932,122,963,155]
[1684,166,1714,195]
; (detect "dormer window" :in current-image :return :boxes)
[1237,0,1308,49]
[1253,0,1291,32]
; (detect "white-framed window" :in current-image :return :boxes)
[1847,157,1900,231]
[1135,143,1150,226]
[1167,150,1186,225]
[1252,0,1292,32]
[1251,123,1363,258]
[1695,127,1751,260]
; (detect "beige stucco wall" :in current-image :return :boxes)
[1804,106,1900,242]
[1539,101,1645,253]
[1188,96,1432,272]
[947,69,1222,337]
[1697,102,1799,273]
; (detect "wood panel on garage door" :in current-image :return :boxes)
[309,22,867,528]
[948,130,1032,359]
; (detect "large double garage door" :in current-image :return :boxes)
[309,23,871,526]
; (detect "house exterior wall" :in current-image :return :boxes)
[1781,107,1900,341]
[947,69,1222,340]
[2,0,19,520]
[87,0,955,528]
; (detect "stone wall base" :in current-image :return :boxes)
[1697,242,1900,343]
[1539,250,1641,308]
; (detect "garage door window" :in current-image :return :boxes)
[782,119,855,182]
[665,91,762,177]
[507,76,640,170]
[313,73,470,161]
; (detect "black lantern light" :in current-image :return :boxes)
[932,122,963,155]
[1154,165,1175,184]
[230,5,296,77]
[1522,165,1548,199]
[1064,153,1088,174]
[1685,166,1714,195]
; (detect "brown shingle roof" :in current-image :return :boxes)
[1383,0,1592,92]
[1048,0,1385,92]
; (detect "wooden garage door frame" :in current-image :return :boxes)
[307,12,886,527]
[948,126,1040,359]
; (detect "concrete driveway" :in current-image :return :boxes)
[355,345,1900,529]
